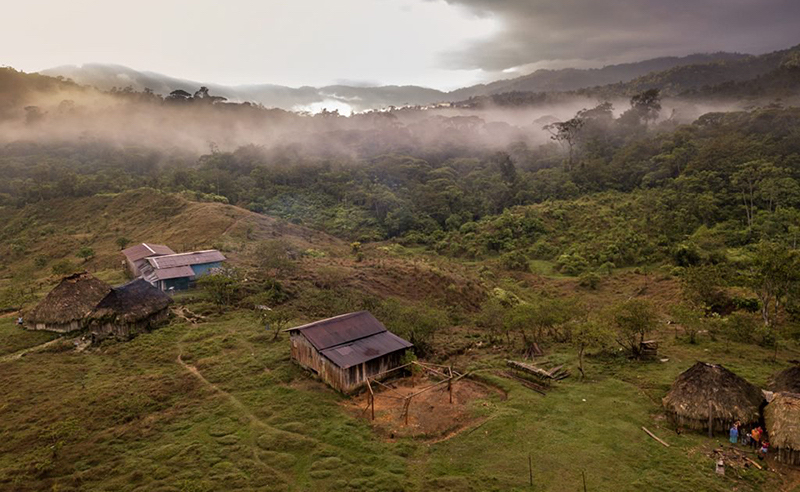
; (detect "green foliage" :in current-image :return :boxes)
[197,267,243,306]
[76,246,95,262]
[51,258,77,276]
[578,271,601,290]
[607,299,659,357]
[116,236,131,250]
[374,299,448,356]
[499,250,530,272]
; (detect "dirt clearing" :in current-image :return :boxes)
[343,375,503,440]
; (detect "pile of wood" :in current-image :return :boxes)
[506,360,570,381]
[640,340,659,359]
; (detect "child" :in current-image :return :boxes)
[758,441,769,460]
[741,429,751,447]
[729,423,739,444]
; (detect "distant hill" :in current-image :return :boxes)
[39,51,752,112]
[447,53,750,100]
[40,64,446,113]
[458,45,800,107]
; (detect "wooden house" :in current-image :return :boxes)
[140,250,226,291]
[122,243,176,278]
[25,272,112,333]
[88,279,173,341]
[287,311,413,393]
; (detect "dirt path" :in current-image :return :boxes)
[176,352,271,429]
[0,337,66,362]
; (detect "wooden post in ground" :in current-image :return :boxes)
[366,378,375,421]
[708,401,713,438]
[582,470,587,492]
[448,366,453,404]
[528,454,533,487]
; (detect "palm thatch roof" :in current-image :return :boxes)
[662,362,765,432]
[26,272,112,325]
[769,365,800,394]
[89,279,172,323]
[764,392,800,464]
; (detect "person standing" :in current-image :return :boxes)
[751,426,762,450]
[729,422,739,445]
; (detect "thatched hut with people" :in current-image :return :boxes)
[662,362,765,433]
[25,272,112,333]
[88,279,173,341]
[764,392,800,465]
[769,365,800,394]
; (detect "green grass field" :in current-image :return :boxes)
[1,303,797,491]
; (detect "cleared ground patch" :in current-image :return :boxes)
[343,375,504,440]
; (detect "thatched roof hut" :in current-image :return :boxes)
[662,362,765,433]
[25,272,112,333]
[764,392,800,465]
[88,279,173,341]
[769,366,800,394]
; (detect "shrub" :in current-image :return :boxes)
[578,272,601,290]
[556,253,589,276]
[499,251,530,272]
[51,259,77,276]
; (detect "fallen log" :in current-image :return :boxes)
[506,360,556,380]
[745,457,763,470]
[642,426,670,447]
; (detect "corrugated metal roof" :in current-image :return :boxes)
[288,311,412,368]
[148,250,226,269]
[122,243,175,263]
[321,330,412,369]
[153,265,196,280]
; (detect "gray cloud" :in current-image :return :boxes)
[439,0,800,71]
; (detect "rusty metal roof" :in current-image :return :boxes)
[122,243,175,263]
[147,250,226,269]
[321,331,412,369]
[152,265,196,280]
[288,311,412,368]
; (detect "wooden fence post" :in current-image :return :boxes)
[708,400,713,438]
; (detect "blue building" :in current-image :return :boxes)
[140,250,226,291]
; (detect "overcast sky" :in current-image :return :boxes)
[3,0,799,90]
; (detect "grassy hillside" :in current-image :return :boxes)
[1,191,799,490]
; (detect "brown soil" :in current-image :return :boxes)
[343,375,502,440]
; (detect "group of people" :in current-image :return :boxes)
[730,421,769,459]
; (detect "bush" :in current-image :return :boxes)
[578,272,601,290]
[499,251,530,272]
[556,253,589,276]
[51,259,77,276]
[721,312,758,343]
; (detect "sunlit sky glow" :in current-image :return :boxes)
[3,0,798,90]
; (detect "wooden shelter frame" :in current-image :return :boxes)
[360,361,466,426]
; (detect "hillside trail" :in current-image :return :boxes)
[175,352,271,430]
[0,337,67,362]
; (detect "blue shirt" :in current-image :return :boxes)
[730,427,739,439]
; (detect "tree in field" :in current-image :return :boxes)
[262,309,291,341]
[116,237,131,250]
[745,241,800,325]
[544,117,585,170]
[670,303,705,344]
[76,246,95,263]
[607,299,659,357]
[198,267,242,306]
[571,319,611,379]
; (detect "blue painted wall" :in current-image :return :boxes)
[191,262,223,277]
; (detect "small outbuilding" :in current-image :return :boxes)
[764,392,800,465]
[122,243,176,278]
[770,365,800,394]
[25,272,112,333]
[88,279,173,341]
[287,311,413,393]
[662,362,765,433]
